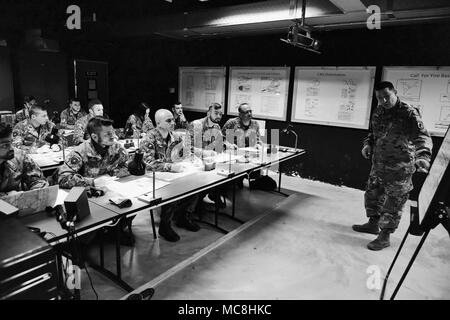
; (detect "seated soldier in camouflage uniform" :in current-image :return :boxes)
[222,102,262,187]
[0,122,48,196]
[140,109,200,242]
[222,103,262,148]
[12,104,56,153]
[125,102,155,138]
[172,102,190,131]
[57,117,134,245]
[58,117,129,188]
[15,95,36,124]
[353,81,433,251]
[60,98,87,130]
[190,102,236,208]
[73,99,106,145]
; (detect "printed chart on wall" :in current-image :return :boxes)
[227,67,290,121]
[383,67,450,136]
[291,67,376,129]
[178,67,226,113]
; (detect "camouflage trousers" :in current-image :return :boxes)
[364,169,413,231]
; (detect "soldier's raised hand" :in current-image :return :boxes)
[361,145,372,159]
[415,158,430,173]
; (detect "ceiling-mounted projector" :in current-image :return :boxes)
[280,23,321,54]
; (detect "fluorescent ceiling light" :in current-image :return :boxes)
[209,7,325,26]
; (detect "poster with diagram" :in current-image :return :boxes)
[227,67,290,121]
[291,67,375,129]
[179,67,226,112]
[383,67,450,136]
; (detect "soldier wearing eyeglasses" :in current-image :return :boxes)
[141,109,200,242]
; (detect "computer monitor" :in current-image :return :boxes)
[418,126,450,226]
[0,185,59,217]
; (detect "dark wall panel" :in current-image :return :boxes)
[0,47,14,110]
[15,50,69,114]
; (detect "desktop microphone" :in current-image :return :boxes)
[282,124,293,134]
[45,127,60,146]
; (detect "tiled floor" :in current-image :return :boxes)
[75,173,450,300]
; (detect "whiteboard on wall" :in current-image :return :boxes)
[178,67,226,113]
[382,67,450,137]
[227,67,290,121]
[291,67,376,129]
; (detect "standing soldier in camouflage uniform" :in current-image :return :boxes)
[12,105,56,153]
[73,99,105,145]
[141,109,200,242]
[0,122,48,196]
[125,102,155,138]
[353,81,433,251]
[172,102,190,131]
[222,103,262,148]
[15,96,36,124]
[60,98,87,130]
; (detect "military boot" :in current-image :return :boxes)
[352,217,380,235]
[176,212,200,232]
[158,222,180,242]
[367,229,391,251]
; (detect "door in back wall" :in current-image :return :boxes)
[74,59,109,115]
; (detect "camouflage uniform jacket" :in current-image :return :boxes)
[73,113,94,145]
[15,107,31,124]
[140,128,190,172]
[57,140,130,189]
[60,108,87,130]
[364,99,433,178]
[190,116,224,153]
[222,117,262,148]
[126,114,155,138]
[0,148,48,195]
[12,119,55,152]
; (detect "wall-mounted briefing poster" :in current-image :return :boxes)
[179,67,226,112]
[227,67,290,121]
[291,67,376,130]
[383,67,450,136]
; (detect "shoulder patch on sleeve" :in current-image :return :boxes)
[70,156,80,165]
[417,120,424,130]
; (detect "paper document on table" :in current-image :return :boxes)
[30,153,64,167]
[0,185,59,217]
[106,177,170,198]
[212,153,244,163]
[154,160,204,181]
[154,170,197,182]
[238,147,259,153]
[55,189,69,206]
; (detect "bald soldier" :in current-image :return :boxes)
[0,122,48,196]
[140,109,200,242]
[353,81,433,251]
[222,103,262,148]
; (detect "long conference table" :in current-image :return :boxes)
[20,145,306,297]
